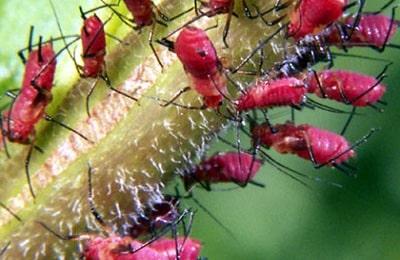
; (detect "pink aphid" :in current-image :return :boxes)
[327,13,398,49]
[306,69,386,106]
[235,77,307,112]
[288,0,348,40]
[205,0,233,14]
[183,152,262,190]
[81,14,106,78]
[252,122,355,166]
[83,236,201,260]
[2,43,56,144]
[123,0,154,27]
[174,26,227,108]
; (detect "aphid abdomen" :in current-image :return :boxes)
[123,0,154,27]
[236,77,307,111]
[151,237,202,260]
[81,15,106,77]
[297,125,355,165]
[307,70,386,106]
[209,0,233,14]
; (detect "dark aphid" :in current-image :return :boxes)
[183,151,262,191]
[252,121,376,170]
[306,69,387,107]
[158,26,228,109]
[1,28,91,198]
[38,165,198,259]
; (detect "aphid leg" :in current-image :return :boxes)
[254,4,286,27]
[158,86,192,107]
[372,0,397,15]
[375,6,398,52]
[309,69,327,98]
[149,22,164,69]
[97,1,137,30]
[43,114,93,143]
[25,144,36,199]
[222,1,235,48]
[152,2,194,23]
[87,164,112,234]
[230,24,286,73]
[349,62,391,104]
[101,72,139,102]
[0,201,23,222]
[346,0,366,40]
[0,242,10,257]
[340,107,357,136]
[259,0,291,16]
[86,78,99,117]
[0,116,11,159]
[36,221,82,241]
[261,109,276,133]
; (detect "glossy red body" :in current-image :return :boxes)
[327,14,398,48]
[306,70,386,106]
[252,122,355,165]
[184,152,262,188]
[175,27,227,108]
[236,77,307,111]
[208,0,233,14]
[81,15,106,77]
[288,0,347,40]
[123,0,154,27]
[2,44,56,144]
[83,236,201,260]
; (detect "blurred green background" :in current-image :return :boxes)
[0,1,399,259]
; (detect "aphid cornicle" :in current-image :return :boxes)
[306,69,387,106]
[183,152,262,190]
[252,122,355,166]
[159,26,228,109]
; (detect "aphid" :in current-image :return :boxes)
[1,27,91,198]
[38,166,197,259]
[151,237,202,260]
[235,77,307,112]
[305,68,387,107]
[286,0,350,40]
[158,26,228,109]
[183,151,262,191]
[252,121,375,170]
[325,11,399,51]
[50,2,138,116]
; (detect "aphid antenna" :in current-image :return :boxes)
[305,98,360,115]
[0,201,23,223]
[36,221,81,241]
[331,52,392,63]
[97,0,137,30]
[340,106,357,136]
[80,0,122,19]
[25,144,37,199]
[371,0,397,15]
[0,241,10,257]
[230,24,287,74]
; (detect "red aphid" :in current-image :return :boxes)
[306,69,386,106]
[2,43,56,144]
[288,0,348,39]
[83,236,201,260]
[252,122,355,165]
[326,13,398,48]
[81,15,106,77]
[123,0,154,27]
[235,77,307,112]
[183,152,262,189]
[175,26,227,108]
